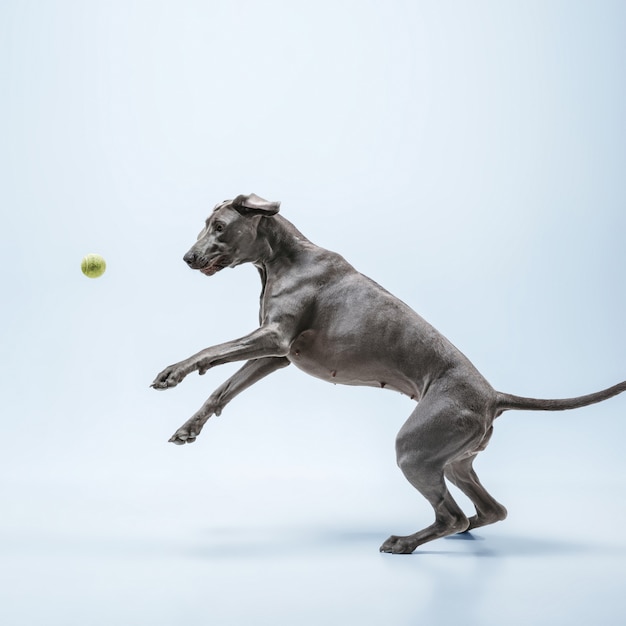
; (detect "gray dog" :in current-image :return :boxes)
[152,193,626,554]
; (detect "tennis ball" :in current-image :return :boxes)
[81,253,106,279]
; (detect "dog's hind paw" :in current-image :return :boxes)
[379,535,417,554]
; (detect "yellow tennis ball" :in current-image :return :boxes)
[81,253,106,279]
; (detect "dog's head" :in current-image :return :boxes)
[183,194,281,275]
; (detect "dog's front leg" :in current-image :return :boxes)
[151,324,289,390]
[168,356,290,445]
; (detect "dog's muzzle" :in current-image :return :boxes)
[199,255,231,276]
[183,251,231,276]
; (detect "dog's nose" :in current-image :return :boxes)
[183,251,197,267]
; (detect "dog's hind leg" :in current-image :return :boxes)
[444,452,508,532]
[380,396,487,554]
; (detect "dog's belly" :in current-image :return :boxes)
[288,329,422,399]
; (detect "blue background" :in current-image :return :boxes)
[1,1,625,624]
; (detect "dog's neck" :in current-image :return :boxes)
[254,214,313,270]
[252,216,315,309]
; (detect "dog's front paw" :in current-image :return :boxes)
[151,362,191,390]
[169,416,207,445]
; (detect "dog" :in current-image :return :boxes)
[152,193,626,553]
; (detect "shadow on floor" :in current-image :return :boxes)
[186,524,617,560]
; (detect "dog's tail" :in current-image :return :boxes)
[496,380,626,412]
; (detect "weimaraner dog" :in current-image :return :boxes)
[152,193,626,554]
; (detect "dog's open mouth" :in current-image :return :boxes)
[200,256,231,276]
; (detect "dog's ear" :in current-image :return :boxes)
[232,193,280,216]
